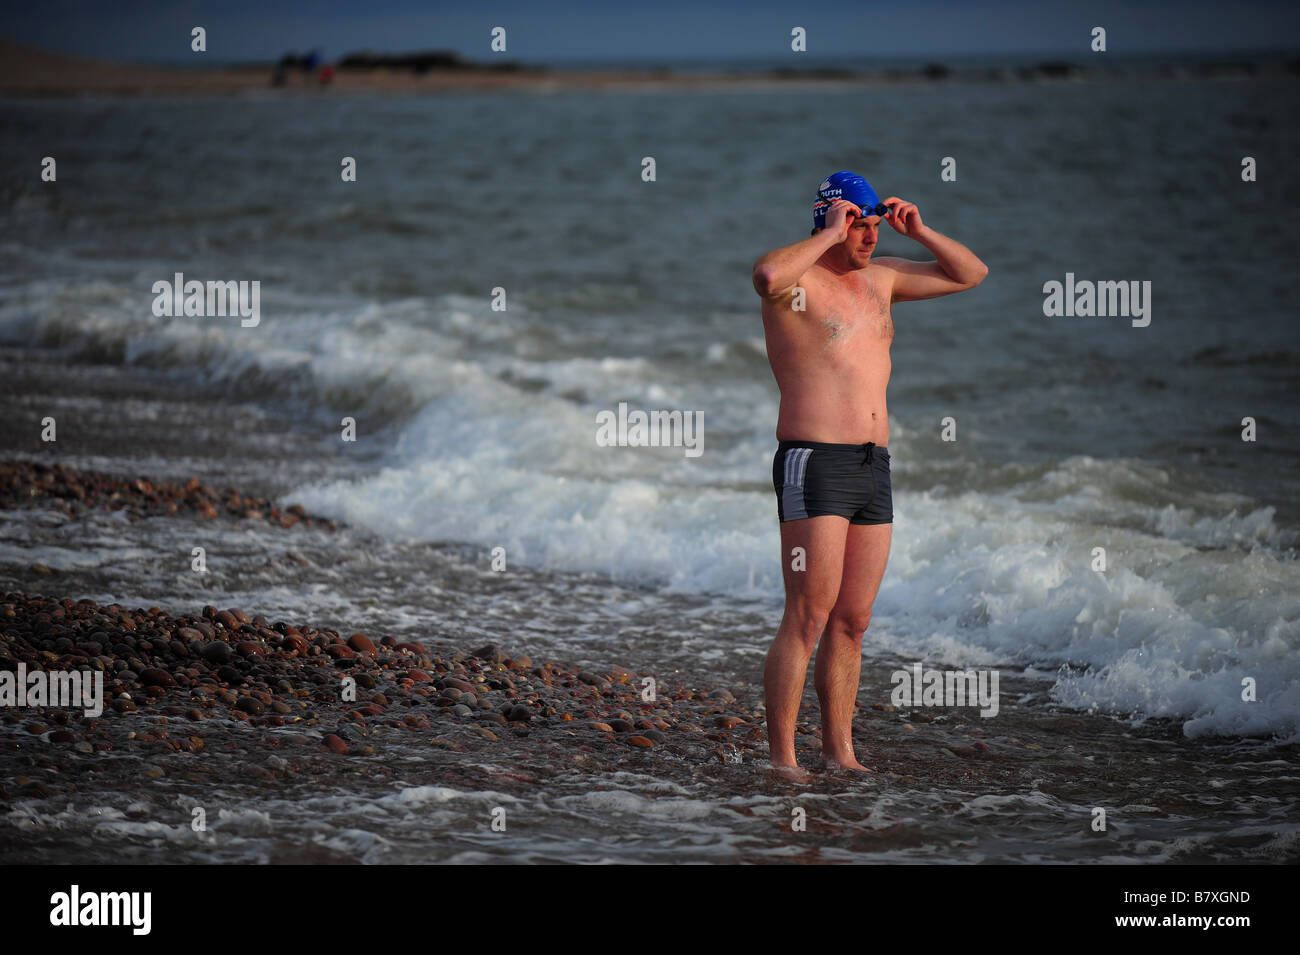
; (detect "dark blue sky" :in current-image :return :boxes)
[3,0,1298,64]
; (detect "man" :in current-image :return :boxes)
[752,170,988,776]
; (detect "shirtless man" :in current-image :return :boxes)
[752,170,988,775]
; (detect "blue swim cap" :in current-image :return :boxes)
[812,170,881,230]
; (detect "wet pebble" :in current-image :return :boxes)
[347,633,376,655]
[200,642,233,664]
[236,696,265,715]
[138,667,176,688]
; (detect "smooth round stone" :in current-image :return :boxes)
[347,633,376,655]
[201,643,234,665]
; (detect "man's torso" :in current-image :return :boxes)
[761,263,893,445]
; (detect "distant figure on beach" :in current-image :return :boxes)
[751,170,988,777]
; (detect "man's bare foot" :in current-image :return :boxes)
[821,755,872,772]
[770,763,813,783]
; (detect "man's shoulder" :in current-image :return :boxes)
[865,257,918,291]
[799,262,846,287]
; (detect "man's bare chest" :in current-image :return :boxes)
[813,276,894,346]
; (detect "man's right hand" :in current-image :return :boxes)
[824,198,863,242]
[752,198,861,299]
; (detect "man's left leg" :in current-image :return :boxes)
[814,521,892,770]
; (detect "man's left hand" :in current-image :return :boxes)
[882,197,923,237]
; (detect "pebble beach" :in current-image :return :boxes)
[4,454,1296,863]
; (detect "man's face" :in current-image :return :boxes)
[843,213,880,264]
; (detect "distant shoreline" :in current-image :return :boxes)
[2,38,1295,97]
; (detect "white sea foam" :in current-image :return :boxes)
[291,395,1300,742]
[6,288,1297,741]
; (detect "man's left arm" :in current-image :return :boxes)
[875,197,989,302]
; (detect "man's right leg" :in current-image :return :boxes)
[764,514,849,771]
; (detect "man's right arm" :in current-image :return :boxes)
[751,199,856,300]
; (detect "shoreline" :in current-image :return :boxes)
[2,39,1294,98]
[0,459,339,531]
[0,589,741,761]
